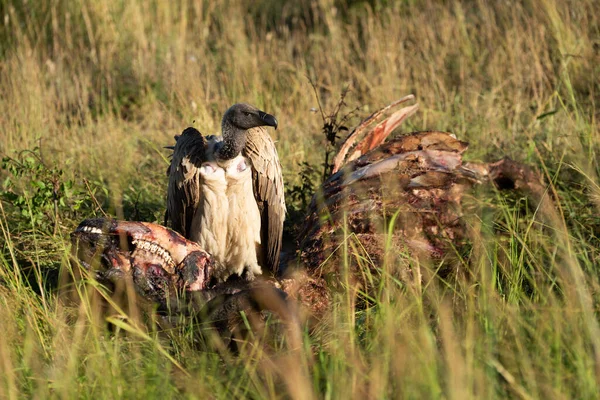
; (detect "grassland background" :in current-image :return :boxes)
[0,0,599,398]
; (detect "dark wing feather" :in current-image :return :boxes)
[166,127,207,238]
[244,127,286,274]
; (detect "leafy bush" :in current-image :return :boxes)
[1,149,92,232]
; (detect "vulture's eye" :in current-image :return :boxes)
[244,112,252,117]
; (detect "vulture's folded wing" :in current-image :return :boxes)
[166,127,207,238]
[244,127,286,274]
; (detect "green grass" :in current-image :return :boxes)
[1,0,599,398]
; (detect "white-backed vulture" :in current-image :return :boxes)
[165,104,285,281]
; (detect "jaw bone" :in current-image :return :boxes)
[71,218,213,300]
[70,218,296,346]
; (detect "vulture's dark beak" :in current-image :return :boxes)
[258,111,278,130]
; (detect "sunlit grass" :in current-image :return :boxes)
[0,0,599,398]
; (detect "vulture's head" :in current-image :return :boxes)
[223,103,278,132]
[218,103,278,161]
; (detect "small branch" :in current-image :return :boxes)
[84,178,109,218]
[307,75,326,123]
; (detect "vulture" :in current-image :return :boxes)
[165,104,285,282]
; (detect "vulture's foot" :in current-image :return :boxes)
[240,267,257,281]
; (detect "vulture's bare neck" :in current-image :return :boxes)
[217,121,247,161]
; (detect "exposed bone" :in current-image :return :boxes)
[130,239,176,269]
[73,220,207,276]
[346,103,419,164]
[332,94,416,174]
[78,226,102,235]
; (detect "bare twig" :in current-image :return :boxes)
[307,77,364,179]
[83,178,109,218]
[307,75,326,123]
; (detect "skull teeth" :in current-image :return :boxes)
[80,226,102,235]
[131,239,175,271]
